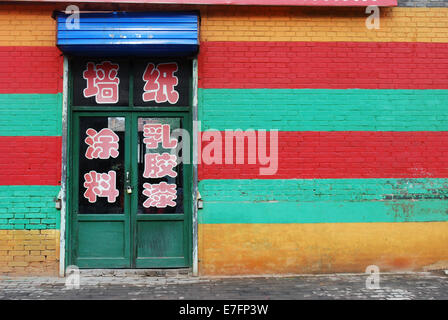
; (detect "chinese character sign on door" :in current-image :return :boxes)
[138,118,183,214]
[83,61,120,104]
[141,123,178,209]
[134,60,191,107]
[72,60,129,106]
[78,117,125,214]
[82,126,120,204]
[72,59,190,107]
[142,63,179,104]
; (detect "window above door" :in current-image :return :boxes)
[70,58,193,110]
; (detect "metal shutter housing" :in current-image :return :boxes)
[55,11,199,57]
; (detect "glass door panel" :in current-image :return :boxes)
[78,116,126,214]
[73,113,131,268]
[132,114,191,268]
[137,117,184,214]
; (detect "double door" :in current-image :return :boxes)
[70,111,191,268]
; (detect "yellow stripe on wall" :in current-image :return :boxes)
[201,7,448,42]
[0,229,59,275]
[0,4,56,46]
[2,4,448,46]
[198,222,448,275]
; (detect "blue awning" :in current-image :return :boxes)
[55,11,199,57]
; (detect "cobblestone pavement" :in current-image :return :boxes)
[0,271,447,300]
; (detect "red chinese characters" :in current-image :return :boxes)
[85,128,120,160]
[83,170,119,203]
[143,153,178,179]
[142,182,177,208]
[83,61,120,104]
[142,63,179,104]
[143,123,178,149]
[142,123,179,208]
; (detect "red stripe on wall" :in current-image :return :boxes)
[198,42,448,89]
[0,136,61,185]
[198,131,448,180]
[0,47,63,94]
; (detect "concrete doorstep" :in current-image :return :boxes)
[78,268,192,278]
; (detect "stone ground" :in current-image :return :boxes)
[0,271,447,300]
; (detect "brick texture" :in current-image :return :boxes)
[199,42,448,89]
[200,6,448,42]
[198,89,448,131]
[0,136,62,186]
[2,1,448,276]
[0,94,62,136]
[2,5,448,45]
[199,178,448,202]
[0,47,63,94]
[198,179,448,224]
[0,4,56,46]
[0,186,60,230]
[198,131,448,179]
[0,230,59,275]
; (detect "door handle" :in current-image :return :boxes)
[125,171,132,194]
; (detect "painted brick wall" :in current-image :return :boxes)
[197,4,448,275]
[1,2,448,276]
[0,4,56,46]
[0,230,59,275]
[0,186,60,230]
[200,179,448,202]
[0,94,63,136]
[199,131,448,180]
[198,42,448,89]
[0,4,62,275]
[0,136,62,186]
[200,7,448,43]
[198,179,448,225]
[199,89,448,131]
[0,48,63,94]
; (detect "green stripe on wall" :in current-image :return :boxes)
[198,179,448,224]
[199,89,448,131]
[0,94,62,136]
[0,186,61,229]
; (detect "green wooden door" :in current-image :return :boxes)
[131,112,191,268]
[71,111,191,268]
[72,112,131,268]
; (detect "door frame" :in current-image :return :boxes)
[130,112,192,268]
[61,56,197,273]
